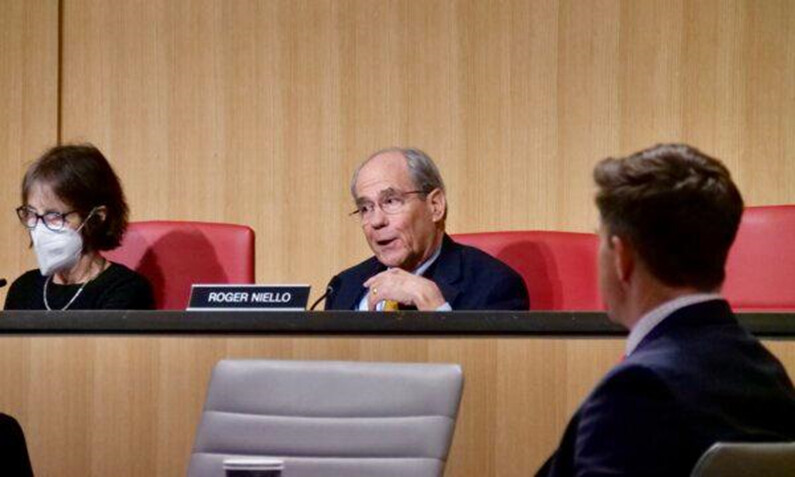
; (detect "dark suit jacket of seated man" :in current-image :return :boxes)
[326,233,529,310]
[325,147,529,311]
[537,298,795,477]
[537,144,795,477]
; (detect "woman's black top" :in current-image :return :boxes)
[4,263,154,310]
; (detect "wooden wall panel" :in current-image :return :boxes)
[0,0,58,304]
[0,6,58,469]
[557,0,620,231]
[0,334,792,477]
[44,0,795,303]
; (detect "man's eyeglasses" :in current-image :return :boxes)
[350,190,426,224]
[16,206,80,232]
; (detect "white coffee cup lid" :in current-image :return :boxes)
[223,457,284,470]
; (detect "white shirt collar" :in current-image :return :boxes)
[625,293,723,356]
[412,242,443,276]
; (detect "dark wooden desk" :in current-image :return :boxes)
[0,311,792,477]
[1,309,794,335]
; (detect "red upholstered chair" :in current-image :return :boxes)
[451,231,602,311]
[723,205,795,311]
[103,221,255,310]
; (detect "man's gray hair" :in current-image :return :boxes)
[350,147,446,198]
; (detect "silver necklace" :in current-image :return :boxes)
[43,275,90,311]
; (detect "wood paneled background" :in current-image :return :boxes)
[1,0,794,476]
[0,333,790,477]
[2,0,794,301]
[0,0,58,293]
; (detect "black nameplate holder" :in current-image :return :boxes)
[187,284,310,311]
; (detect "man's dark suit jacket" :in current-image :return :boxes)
[537,299,795,477]
[324,234,529,310]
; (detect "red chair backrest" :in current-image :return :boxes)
[451,231,602,311]
[723,205,795,310]
[103,221,255,310]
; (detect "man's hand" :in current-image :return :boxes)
[363,268,446,311]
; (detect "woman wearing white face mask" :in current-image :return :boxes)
[4,144,153,310]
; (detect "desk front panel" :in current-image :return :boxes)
[0,334,792,477]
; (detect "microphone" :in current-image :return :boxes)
[0,278,6,288]
[309,276,340,311]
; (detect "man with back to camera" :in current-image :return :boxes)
[324,147,529,311]
[537,144,795,476]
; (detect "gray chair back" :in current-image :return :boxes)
[691,441,795,477]
[188,359,464,477]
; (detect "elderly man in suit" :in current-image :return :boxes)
[325,147,528,311]
[537,144,795,476]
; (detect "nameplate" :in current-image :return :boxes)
[187,284,310,311]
